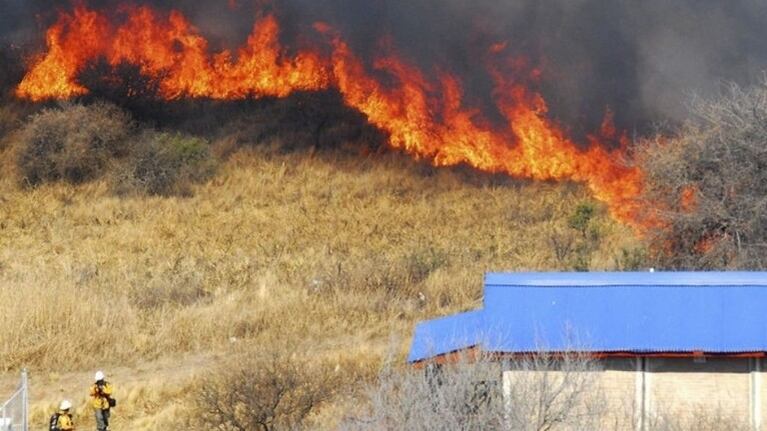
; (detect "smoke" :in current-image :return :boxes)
[1,1,36,43]
[3,0,767,134]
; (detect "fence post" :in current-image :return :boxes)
[21,369,27,431]
[1,369,29,431]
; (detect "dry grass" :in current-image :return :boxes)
[0,141,637,428]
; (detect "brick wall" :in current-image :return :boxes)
[647,357,750,421]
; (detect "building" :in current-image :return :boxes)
[409,272,767,430]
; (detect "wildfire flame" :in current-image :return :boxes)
[17,7,329,100]
[16,5,645,226]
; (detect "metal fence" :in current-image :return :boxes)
[0,370,28,431]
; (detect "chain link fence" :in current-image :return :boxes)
[1,370,28,431]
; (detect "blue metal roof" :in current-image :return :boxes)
[484,271,767,288]
[408,272,767,363]
[408,311,484,363]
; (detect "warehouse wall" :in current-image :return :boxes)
[502,356,763,430]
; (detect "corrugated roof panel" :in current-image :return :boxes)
[483,284,767,353]
[409,272,767,363]
[407,311,484,363]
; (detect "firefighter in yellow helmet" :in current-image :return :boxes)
[89,371,115,431]
[50,400,74,431]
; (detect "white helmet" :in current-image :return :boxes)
[95,371,105,381]
[59,400,72,410]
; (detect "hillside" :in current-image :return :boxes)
[0,142,637,429]
[3,1,767,428]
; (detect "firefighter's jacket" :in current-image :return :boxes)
[57,411,74,431]
[89,381,114,410]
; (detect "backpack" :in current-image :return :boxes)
[49,412,60,431]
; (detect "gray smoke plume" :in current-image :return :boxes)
[3,0,767,135]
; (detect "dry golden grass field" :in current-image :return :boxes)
[0,140,639,429]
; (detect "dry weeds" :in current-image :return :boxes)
[0,142,636,428]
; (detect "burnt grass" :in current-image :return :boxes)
[76,59,387,152]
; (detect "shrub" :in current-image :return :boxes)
[0,104,23,149]
[78,58,167,122]
[567,202,597,238]
[15,102,133,186]
[344,352,603,431]
[343,356,505,430]
[192,350,338,431]
[181,91,386,156]
[612,246,649,270]
[548,200,605,271]
[113,131,216,196]
[14,102,216,195]
[636,80,767,269]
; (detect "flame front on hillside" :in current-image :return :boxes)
[15,5,645,226]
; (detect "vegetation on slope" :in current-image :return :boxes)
[637,79,767,269]
[2,75,764,429]
[0,101,634,427]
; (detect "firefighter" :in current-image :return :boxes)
[50,399,74,431]
[89,371,115,431]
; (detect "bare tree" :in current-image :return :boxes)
[503,351,605,431]
[636,79,767,269]
[341,353,504,430]
[192,351,337,431]
[343,350,603,431]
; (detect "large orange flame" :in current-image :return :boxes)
[17,6,329,100]
[16,5,645,226]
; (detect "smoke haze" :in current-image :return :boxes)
[4,0,767,133]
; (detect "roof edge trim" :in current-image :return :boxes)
[485,272,767,287]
